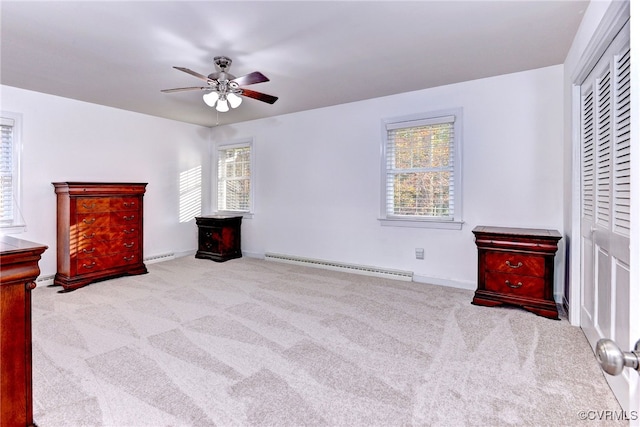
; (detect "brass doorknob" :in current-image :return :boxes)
[595,338,640,376]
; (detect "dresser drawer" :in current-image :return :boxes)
[110,197,140,212]
[484,252,545,277]
[76,213,110,230]
[77,252,140,272]
[485,271,545,299]
[76,198,110,213]
[110,212,139,227]
[77,238,139,258]
[76,228,111,242]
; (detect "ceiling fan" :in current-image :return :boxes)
[161,56,278,112]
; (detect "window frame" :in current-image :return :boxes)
[379,108,463,230]
[213,138,254,218]
[0,111,25,233]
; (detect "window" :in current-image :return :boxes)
[1,113,24,232]
[216,141,253,214]
[381,109,462,229]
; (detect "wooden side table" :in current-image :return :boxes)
[1,236,47,427]
[195,215,242,262]
[471,225,561,319]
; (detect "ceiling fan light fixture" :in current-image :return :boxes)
[227,92,242,109]
[215,97,230,112]
[203,91,218,107]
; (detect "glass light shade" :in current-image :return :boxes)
[216,98,230,112]
[227,92,243,108]
[203,91,218,107]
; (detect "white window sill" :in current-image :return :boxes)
[0,224,27,235]
[379,218,464,230]
[214,211,253,220]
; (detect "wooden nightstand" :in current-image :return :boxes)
[195,215,242,262]
[471,226,562,319]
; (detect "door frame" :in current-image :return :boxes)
[568,0,629,325]
[568,0,638,416]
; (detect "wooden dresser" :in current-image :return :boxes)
[195,215,242,262]
[53,182,148,291]
[0,236,47,427]
[471,226,562,319]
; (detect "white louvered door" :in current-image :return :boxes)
[580,21,636,412]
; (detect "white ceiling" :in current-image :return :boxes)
[1,1,588,127]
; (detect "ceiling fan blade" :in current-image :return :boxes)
[173,66,212,82]
[232,71,270,86]
[161,86,207,93]
[240,88,278,104]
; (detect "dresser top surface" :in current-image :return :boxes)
[0,235,47,256]
[472,225,561,239]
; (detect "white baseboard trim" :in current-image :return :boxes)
[412,274,476,291]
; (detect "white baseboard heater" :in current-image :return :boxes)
[144,252,175,264]
[264,253,413,281]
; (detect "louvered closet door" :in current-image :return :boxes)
[580,21,634,410]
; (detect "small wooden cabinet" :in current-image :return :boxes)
[472,226,562,319]
[1,236,47,427]
[195,215,242,262]
[53,182,148,291]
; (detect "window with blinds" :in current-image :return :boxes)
[1,115,20,228]
[217,142,252,213]
[382,110,462,227]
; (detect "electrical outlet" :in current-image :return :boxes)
[415,248,424,260]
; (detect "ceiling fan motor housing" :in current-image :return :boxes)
[210,56,236,81]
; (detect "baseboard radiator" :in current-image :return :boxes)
[144,252,175,264]
[264,253,413,281]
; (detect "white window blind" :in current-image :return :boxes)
[384,114,457,221]
[1,117,17,226]
[217,144,251,212]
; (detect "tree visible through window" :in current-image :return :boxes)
[217,143,252,212]
[382,111,461,227]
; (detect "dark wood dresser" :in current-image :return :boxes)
[471,226,562,319]
[53,182,148,291]
[0,236,47,427]
[195,215,242,262]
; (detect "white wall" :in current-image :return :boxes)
[1,65,565,294]
[213,65,565,292]
[1,85,210,277]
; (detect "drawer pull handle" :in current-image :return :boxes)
[82,233,96,239]
[123,242,135,248]
[505,280,523,289]
[506,261,523,269]
[82,218,96,224]
[123,215,135,221]
[82,202,96,209]
[82,248,96,254]
[123,255,135,261]
[123,202,135,208]
[123,228,136,234]
[82,262,97,269]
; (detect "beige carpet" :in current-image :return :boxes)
[31,256,623,426]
